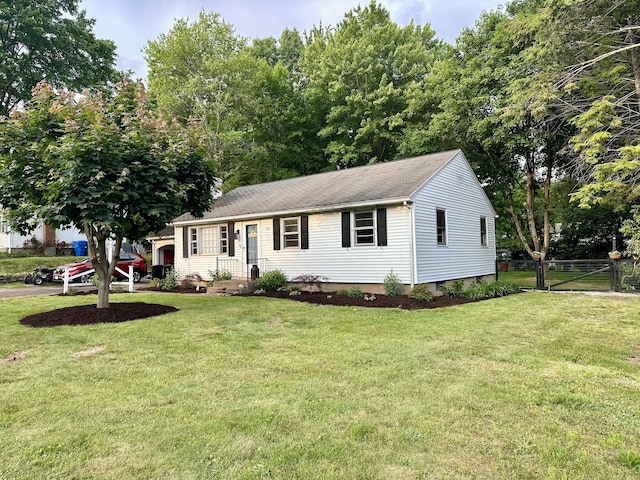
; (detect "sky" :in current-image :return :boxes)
[81,0,506,80]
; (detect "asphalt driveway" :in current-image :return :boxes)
[0,278,150,299]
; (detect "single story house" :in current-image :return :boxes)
[170,149,496,293]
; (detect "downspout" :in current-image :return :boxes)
[404,201,416,288]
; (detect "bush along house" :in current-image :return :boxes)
[170,150,496,294]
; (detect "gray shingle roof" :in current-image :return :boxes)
[174,150,460,223]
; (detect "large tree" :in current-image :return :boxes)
[423,1,574,260]
[301,1,445,167]
[553,0,640,209]
[0,79,216,308]
[0,0,117,116]
[145,12,318,188]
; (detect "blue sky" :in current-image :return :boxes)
[81,0,505,80]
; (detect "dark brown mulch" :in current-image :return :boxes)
[145,286,207,294]
[239,291,478,310]
[20,303,178,328]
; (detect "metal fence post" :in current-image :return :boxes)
[610,258,620,292]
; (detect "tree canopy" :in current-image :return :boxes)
[0,80,216,307]
[0,0,117,116]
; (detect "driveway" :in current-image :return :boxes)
[0,285,63,299]
[0,278,151,299]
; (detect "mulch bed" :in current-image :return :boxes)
[239,291,478,310]
[20,303,178,328]
[22,288,480,328]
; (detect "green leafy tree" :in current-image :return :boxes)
[424,2,573,260]
[146,13,322,188]
[0,80,216,308]
[0,0,117,116]
[549,180,628,259]
[301,1,445,167]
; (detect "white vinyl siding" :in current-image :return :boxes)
[413,151,496,283]
[257,206,412,284]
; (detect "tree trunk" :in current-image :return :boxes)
[83,223,124,309]
[525,152,540,255]
[507,194,536,258]
[541,144,553,260]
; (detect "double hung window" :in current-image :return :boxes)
[282,217,299,248]
[190,225,228,255]
[436,209,447,245]
[480,217,487,247]
[354,211,375,246]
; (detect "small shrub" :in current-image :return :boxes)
[290,274,326,292]
[66,287,78,296]
[408,284,434,302]
[441,279,465,297]
[162,269,179,291]
[254,269,287,291]
[363,294,377,302]
[149,278,162,288]
[209,269,233,282]
[337,289,350,296]
[346,286,363,298]
[383,271,403,297]
[464,280,521,299]
[112,285,125,294]
[289,289,302,296]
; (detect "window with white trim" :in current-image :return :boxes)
[190,225,229,255]
[436,209,447,245]
[480,217,487,246]
[282,217,299,248]
[190,228,198,255]
[220,225,228,253]
[354,211,375,246]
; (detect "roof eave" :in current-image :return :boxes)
[173,197,412,226]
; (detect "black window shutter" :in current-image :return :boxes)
[341,212,351,248]
[377,208,387,246]
[227,221,235,257]
[273,218,281,250]
[301,215,309,250]
[182,226,189,258]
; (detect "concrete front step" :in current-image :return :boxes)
[207,280,255,296]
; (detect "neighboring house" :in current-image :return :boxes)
[0,212,86,253]
[171,150,497,293]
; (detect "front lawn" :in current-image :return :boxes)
[1,292,639,479]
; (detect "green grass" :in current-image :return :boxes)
[500,270,612,291]
[2,292,640,479]
[0,256,81,277]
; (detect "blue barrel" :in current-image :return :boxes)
[73,240,88,256]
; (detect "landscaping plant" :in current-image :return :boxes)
[408,283,434,302]
[254,269,287,291]
[383,270,403,296]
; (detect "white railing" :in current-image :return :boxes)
[62,265,134,294]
